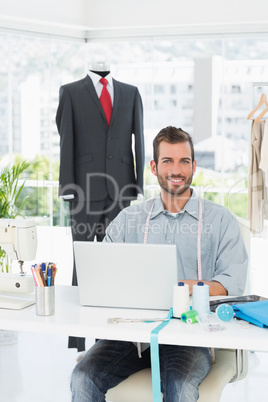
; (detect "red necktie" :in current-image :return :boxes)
[99,77,112,125]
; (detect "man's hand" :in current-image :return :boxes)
[178,280,228,296]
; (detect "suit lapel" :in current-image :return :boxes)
[82,75,107,123]
[109,79,120,127]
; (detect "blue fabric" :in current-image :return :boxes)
[232,300,268,328]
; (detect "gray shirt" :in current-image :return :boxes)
[103,189,248,295]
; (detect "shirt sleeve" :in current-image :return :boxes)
[102,210,126,243]
[211,211,248,296]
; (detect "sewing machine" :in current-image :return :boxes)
[0,219,37,309]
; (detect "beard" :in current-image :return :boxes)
[157,173,193,197]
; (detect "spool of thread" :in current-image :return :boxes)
[192,282,210,316]
[216,304,234,322]
[181,310,198,324]
[173,282,190,318]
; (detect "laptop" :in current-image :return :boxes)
[74,241,178,310]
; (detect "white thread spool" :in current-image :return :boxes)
[192,282,210,316]
[173,282,190,318]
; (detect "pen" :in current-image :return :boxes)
[31,262,57,286]
[50,263,55,286]
[31,266,38,286]
[47,267,52,287]
[35,268,45,287]
[41,262,46,281]
[39,267,46,286]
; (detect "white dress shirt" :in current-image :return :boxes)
[88,70,114,105]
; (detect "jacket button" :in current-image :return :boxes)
[107,154,112,159]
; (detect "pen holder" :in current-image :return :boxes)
[35,286,55,316]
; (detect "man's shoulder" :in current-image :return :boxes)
[120,198,157,217]
[202,198,236,219]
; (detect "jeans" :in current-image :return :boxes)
[71,340,212,402]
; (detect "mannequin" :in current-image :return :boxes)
[61,61,111,202]
[56,61,145,352]
[89,61,110,77]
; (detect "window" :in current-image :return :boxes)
[1,31,268,225]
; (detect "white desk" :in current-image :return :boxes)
[0,285,267,352]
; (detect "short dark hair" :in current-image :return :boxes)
[153,126,195,165]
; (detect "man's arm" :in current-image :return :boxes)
[178,280,227,296]
[102,209,126,243]
[210,212,248,296]
[179,208,248,296]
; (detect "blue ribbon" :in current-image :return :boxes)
[150,308,173,402]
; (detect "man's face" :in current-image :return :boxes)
[150,141,196,197]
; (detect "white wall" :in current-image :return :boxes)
[0,0,88,38]
[0,0,87,27]
[1,0,268,37]
[85,0,268,29]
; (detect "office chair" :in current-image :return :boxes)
[106,349,248,402]
[107,218,250,402]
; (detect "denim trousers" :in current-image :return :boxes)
[71,339,212,402]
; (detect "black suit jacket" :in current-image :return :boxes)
[56,75,144,202]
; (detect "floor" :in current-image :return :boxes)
[0,331,267,402]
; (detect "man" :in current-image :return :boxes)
[71,126,248,401]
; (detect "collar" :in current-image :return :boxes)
[149,189,200,221]
[182,188,200,220]
[88,70,113,88]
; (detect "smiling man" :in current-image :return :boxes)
[71,126,248,402]
[150,129,196,211]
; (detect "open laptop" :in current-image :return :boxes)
[74,241,178,310]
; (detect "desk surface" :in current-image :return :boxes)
[0,285,267,352]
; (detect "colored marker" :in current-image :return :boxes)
[47,267,52,286]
